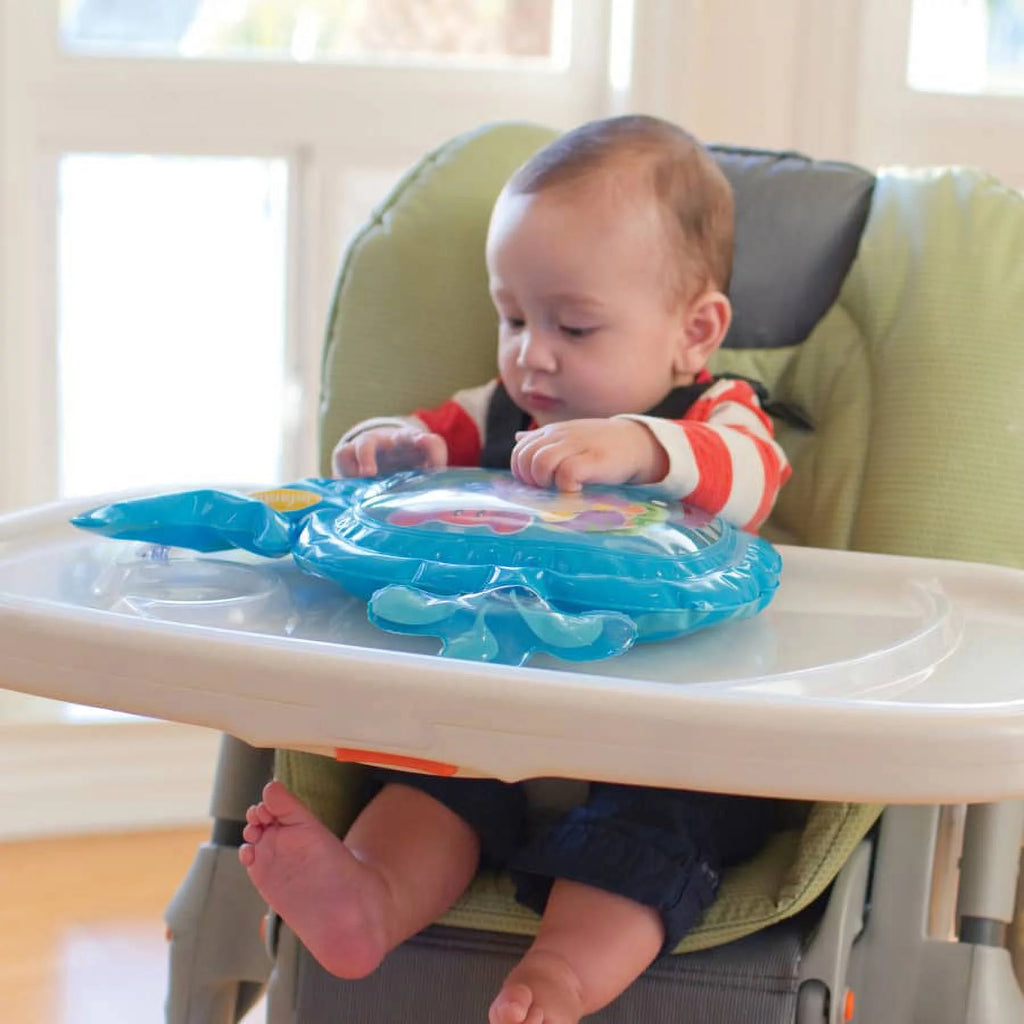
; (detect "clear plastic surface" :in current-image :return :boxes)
[71,470,782,664]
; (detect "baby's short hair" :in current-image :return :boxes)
[505,114,734,296]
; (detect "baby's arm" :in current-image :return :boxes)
[620,378,791,531]
[331,380,498,477]
[332,417,447,477]
[510,419,668,492]
[511,379,790,531]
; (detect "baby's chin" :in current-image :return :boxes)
[515,392,565,424]
[529,411,562,427]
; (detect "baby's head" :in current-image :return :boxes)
[487,115,735,424]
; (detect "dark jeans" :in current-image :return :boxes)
[365,770,780,953]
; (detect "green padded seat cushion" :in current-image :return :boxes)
[277,750,879,955]
[439,801,879,955]
[294,123,1024,953]
[715,166,1024,565]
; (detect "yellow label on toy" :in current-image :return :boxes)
[249,487,322,512]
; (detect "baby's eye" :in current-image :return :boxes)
[560,324,596,338]
[502,316,526,332]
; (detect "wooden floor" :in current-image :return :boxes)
[0,828,265,1024]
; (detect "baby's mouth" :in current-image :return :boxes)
[521,390,560,411]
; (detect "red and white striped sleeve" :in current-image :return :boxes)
[337,380,498,468]
[617,378,791,532]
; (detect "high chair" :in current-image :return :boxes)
[156,123,1024,1023]
[1,122,1023,1024]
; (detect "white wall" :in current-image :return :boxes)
[628,0,864,161]
[629,0,1023,184]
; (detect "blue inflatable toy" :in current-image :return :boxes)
[72,468,781,665]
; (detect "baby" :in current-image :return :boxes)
[240,115,790,1024]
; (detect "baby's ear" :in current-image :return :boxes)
[675,290,732,378]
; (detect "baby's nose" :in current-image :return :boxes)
[517,331,555,370]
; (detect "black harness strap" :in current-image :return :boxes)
[479,380,717,470]
[481,383,532,469]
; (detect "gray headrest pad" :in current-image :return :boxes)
[711,147,876,350]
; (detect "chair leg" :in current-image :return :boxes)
[796,840,872,1023]
[165,735,275,1024]
[1011,847,1024,988]
[208,734,276,841]
[956,802,1024,946]
[849,804,1024,1024]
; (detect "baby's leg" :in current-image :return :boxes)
[493,784,775,1022]
[489,879,662,1024]
[240,779,479,979]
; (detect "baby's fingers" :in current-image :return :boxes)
[550,453,597,492]
[512,436,579,490]
[333,441,376,478]
[347,434,385,476]
[510,434,548,487]
[374,432,448,474]
[415,432,449,469]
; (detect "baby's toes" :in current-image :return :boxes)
[241,821,264,845]
[250,802,277,827]
[489,984,533,1024]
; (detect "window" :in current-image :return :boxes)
[908,0,1024,96]
[58,154,289,495]
[0,0,617,749]
[857,0,1024,188]
[60,0,562,66]
[1,0,613,512]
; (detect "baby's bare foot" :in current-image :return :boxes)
[489,949,586,1024]
[239,780,391,979]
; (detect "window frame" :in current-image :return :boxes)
[856,0,1024,186]
[0,0,614,512]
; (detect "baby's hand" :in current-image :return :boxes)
[510,418,669,492]
[332,426,448,477]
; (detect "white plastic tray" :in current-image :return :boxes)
[2,493,1024,803]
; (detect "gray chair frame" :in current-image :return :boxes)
[166,738,1024,1024]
